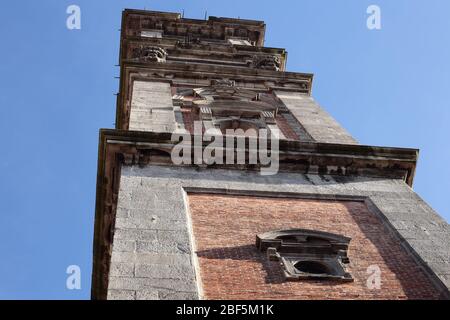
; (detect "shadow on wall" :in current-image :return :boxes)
[192,198,443,299]
[196,244,349,288]
[197,244,285,285]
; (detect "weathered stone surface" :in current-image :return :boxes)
[113,228,158,241]
[111,251,192,266]
[107,289,136,300]
[158,290,198,300]
[129,81,175,132]
[112,239,135,252]
[135,290,158,300]
[108,276,197,292]
[135,264,193,279]
[275,91,358,144]
[109,262,134,277]
[135,239,190,254]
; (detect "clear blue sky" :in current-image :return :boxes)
[0,0,449,299]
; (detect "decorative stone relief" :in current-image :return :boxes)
[132,45,167,63]
[175,83,283,134]
[256,229,353,282]
[194,82,257,102]
[252,55,281,71]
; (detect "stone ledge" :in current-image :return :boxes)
[91,128,420,299]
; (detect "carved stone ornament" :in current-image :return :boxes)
[194,83,257,102]
[132,45,167,63]
[211,79,235,87]
[176,36,202,49]
[252,54,281,71]
[256,229,353,282]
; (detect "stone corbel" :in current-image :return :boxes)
[132,45,167,63]
[252,54,281,71]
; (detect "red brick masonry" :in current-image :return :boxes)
[187,194,440,299]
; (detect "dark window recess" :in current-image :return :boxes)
[256,229,353,282]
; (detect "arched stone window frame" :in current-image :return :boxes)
[173,82,287,138]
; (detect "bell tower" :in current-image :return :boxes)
[91,9,450,300]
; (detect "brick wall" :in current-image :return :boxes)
[181,107,199,134]
[187,193,440,300]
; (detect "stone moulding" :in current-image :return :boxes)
[115,63,313,131]
[256,229,353,282]
[122,9,266,47]
[122,38,287,70]
[91,128,420,299]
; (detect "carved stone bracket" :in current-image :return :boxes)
[132,45,167,63]
[251,55,281,71]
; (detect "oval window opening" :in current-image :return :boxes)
[294,261,330,275]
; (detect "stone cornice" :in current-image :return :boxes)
[121,37,287,58]
[99,130,417,182]
[122,9,266,46]
[115,62,313,130]
[122,39,288,71]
